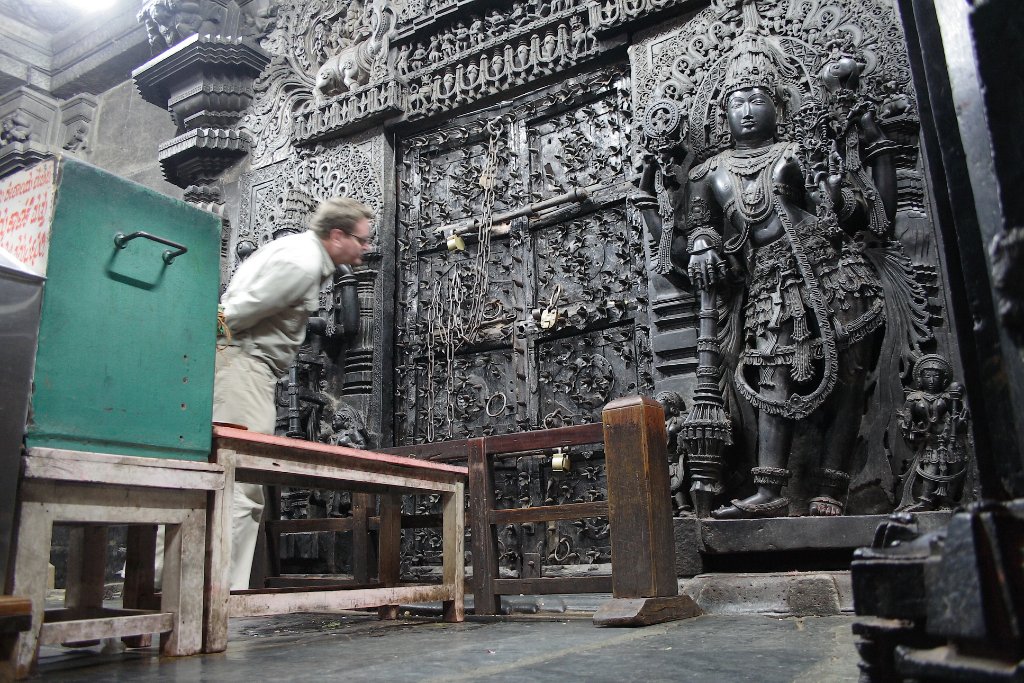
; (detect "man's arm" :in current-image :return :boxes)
[223,260,318,334]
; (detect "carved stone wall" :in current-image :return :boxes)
[128,0,978,571]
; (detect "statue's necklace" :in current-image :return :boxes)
[722,142,785,224]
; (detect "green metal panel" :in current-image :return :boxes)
[25,157,220,460]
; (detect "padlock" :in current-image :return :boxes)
[540,307,558,330]
[551,447,570,472]
[446,233,466,252]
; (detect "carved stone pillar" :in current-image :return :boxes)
[132,34,270,201]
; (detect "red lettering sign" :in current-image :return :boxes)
[0,160,54,274]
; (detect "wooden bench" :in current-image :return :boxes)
[8,448,224,678]
[383,396,698,626]
[205,427,468,653]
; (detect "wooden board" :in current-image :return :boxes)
[228,585,455,617]
[213,427,468,478]
[24,448,224,490]
[592,595,702,627]
[488,501,609,525]
[39,611,174,645]
[492,576,613,595]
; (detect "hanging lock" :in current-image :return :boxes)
[446,233,466,252]
[539,284,562,330]
[539,307,559,330]
[551,447,571,472]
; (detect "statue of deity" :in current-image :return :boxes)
[678,32,898,518]
[657,391,691,514]
[897,354,970,511]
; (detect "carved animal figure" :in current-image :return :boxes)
[315,2,394,102]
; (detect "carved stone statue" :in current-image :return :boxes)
[657,391,691,514]
[322,402,370,449]
[678,31,898,519]
[315,2,395,101]
[137,0,218,54]
[897,354,970,511]
[1,114,32,144]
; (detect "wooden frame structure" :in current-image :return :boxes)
[7,448,224,678]
[205,426,468,653]
[383,396,696,625]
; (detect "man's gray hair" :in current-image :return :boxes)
[308,197,375,238]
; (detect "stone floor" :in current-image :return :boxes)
[33,611,861,682]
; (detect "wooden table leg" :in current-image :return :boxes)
[10,499,54,679]
[442,483,465,623]
[161,506,205,656]
[351,493,373,585]
[377,493,401,620]
[467,438,500,616]
[203,448,235,653]
[65,526,107,612]
[122,525,157,648]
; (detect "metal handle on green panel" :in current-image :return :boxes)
[114,231,188,265]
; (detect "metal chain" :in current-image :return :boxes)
[425,117,504,440]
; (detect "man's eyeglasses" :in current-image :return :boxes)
[336,229,373,247]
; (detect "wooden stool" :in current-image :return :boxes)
[8,448,224,678]
[205,427,468,653]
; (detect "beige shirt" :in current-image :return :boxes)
[221,230,335,376]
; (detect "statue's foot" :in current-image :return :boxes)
[711,494,790,519]
[898,498,936,513]
[808,496,844,516]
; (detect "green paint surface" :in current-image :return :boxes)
[25,157,220,460]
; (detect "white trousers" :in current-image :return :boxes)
[155,346,277,591]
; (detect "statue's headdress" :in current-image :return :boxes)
[719,32,783,107]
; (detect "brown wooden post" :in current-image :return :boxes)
[351,493,373,584]
[122,525,157,648]
[594,395,701,626]
[467,438,500,616]
[377,493,402,620]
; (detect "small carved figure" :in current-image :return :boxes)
[486,9,506,34]
[395,43,410,76]
[878,79,913,119]
[658,391,692,514]
[315,3,394,100]
[897,354,970,511]
[322,402,370,448]
[137,0,215,53]
[1,113,32,144]
[409,41,427,71]
[62,123,88,152]
[453,21,470,52]
[570,16,589,56]
[440,29,457,59]
[469,16,484,45]
[427,35,443,63]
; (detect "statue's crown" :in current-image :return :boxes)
[720,32,782,104]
